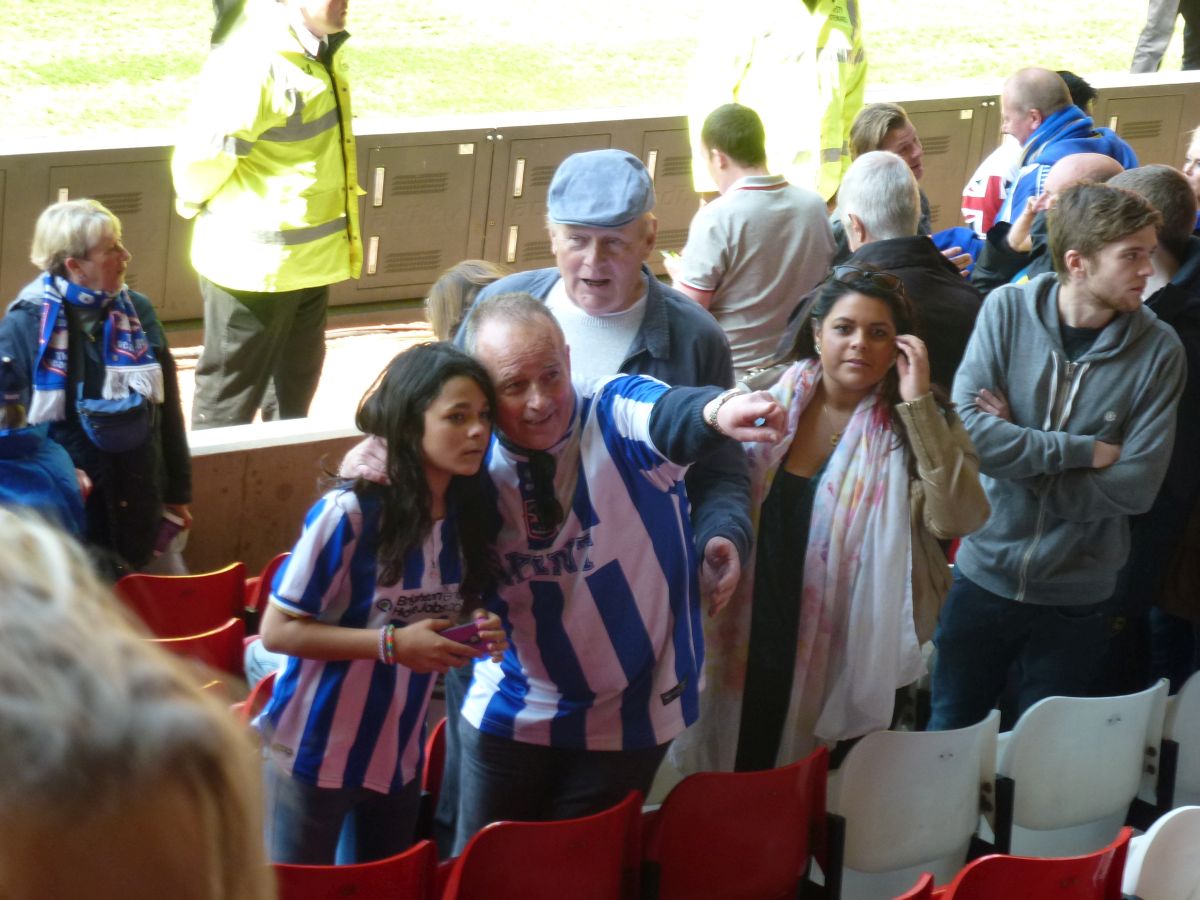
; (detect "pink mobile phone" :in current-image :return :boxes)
[441,621,483,646]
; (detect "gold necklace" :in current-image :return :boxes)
[822,403,844,447]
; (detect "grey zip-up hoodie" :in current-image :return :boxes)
[952,272,1186,606]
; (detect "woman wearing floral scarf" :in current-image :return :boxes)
[0,200,191,576]
[673,265,989,773]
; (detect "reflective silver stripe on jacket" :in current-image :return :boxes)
[214,107,340,160]
[259,107,340,143]
[200,211,347,245]
[210,134,253,157]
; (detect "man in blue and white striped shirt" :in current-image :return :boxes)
[449,291,782,851]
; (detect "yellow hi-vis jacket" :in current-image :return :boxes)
[687,0,866,201]
[171,2,363,293]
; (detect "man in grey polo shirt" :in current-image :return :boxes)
[667,103,835,379]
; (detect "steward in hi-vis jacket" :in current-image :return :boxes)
[172,0,363,429]
[686,0,866,201]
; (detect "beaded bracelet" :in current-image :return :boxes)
[378,623,396,665]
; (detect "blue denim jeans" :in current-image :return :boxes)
[1150,607,1200,692]
[454,722,667,855]
[263,760,422,865]
[928,569,1111,731]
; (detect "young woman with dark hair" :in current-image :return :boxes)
[257,341,507,864]
[673,265,989,773]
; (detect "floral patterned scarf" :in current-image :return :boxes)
[672,358,922,772]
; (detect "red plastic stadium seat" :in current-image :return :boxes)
[244,552,290,617]
[643,746,832,900]
[151,616,245,677]
[116,561,246,637]
[414,716,448,842]
[442,790,642,900]
[230,669,278,725]
[274,838,437,900]
[936,827,1131,900]
[423,716,447,799]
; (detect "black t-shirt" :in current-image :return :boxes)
[1060,322,1105,362]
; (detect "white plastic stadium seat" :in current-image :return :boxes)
[1121,805,1200,900]
[997,678,1169,857]
[1165,670,1200,807]
[827,710,1000,900]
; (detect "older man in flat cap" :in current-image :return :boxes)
[475,149,751,608]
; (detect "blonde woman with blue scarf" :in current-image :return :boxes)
[0,200,191,577]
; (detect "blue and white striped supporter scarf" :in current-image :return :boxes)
[30,272,163,424]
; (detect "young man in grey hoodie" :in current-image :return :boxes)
[929,182,1186,730]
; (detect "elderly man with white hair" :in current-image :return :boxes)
[837,151,982,392]
[450,291,782,851]
[776,151,981,394]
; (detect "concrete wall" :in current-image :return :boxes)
[185,420,360,574]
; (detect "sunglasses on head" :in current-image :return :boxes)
[830,264,905,294]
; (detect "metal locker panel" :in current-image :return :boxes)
[963,95,1004,208]
[356,141,481,299]
[971,96,1004,162]
[48,161,172,303]
[1097,94,1185,167]
[903,102,986,232]
[641,128,697,269]
[489,133,610,271]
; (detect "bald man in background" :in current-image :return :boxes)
[997,67,1138,226]
[973,153,1127,296]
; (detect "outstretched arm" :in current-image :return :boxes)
[648,386,783,466]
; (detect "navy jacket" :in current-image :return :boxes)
[971,213,1053,298]
[1114,238,1200,620]
[0,424,86,535]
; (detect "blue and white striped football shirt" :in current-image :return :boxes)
[461,374,705,751]
[259,489,465,792]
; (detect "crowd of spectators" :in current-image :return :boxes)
[4,8,1200,886]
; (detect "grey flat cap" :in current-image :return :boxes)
[546,149,656,227]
